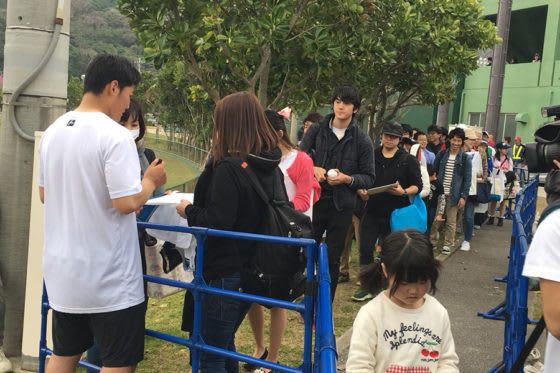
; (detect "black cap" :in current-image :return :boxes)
[495,141,508,149]
[382,121,403,137]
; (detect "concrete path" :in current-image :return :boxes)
[337,216,547,372]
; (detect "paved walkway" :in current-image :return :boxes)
[337,213,546,372]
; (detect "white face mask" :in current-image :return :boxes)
[129,129,140,140]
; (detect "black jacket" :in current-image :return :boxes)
[185,148,282,280]
[366,148,423,220]
[299,113,375,211]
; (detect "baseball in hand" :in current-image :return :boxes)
[327,169,338,178]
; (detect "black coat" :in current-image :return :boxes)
[299,113,375,211]
[185,148,282,280]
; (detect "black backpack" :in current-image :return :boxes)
[227,159,313,279]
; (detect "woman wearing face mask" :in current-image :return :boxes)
[120,97,166,197]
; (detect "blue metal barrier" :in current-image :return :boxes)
[38,223,337,372]
[478,177,538,373]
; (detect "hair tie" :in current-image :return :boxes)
[277,107,291,121]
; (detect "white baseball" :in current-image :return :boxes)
[327,169,338,178]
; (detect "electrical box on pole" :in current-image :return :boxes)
[0,0,70,357]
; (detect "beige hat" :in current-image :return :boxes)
[465,128,477,140]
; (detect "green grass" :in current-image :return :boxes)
[75,241,365,372]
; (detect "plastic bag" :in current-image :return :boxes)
[390,193,427,233]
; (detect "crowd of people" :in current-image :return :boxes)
[30,53,539,373]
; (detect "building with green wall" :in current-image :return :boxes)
[400,0,560,143]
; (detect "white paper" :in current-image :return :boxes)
[145,192,194,205]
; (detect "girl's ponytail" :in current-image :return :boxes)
[358,259,386,296]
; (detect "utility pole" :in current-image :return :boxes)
[484,0,513,139]
[436,101,450,128]
[0,0,69,356]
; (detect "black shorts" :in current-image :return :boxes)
[52,300,147,367]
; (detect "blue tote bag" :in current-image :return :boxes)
[390,193,427,233]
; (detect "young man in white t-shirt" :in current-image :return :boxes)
[38,54,166,373]
[523,161,560,373]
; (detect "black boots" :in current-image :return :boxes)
[487,216,495,225]
[497,217,504,227]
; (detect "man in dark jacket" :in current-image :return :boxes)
[299,85,375,300]
[352,121,423,301]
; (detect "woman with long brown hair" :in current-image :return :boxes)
[175,92,281,372]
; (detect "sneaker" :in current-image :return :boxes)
[460,241,471,252]
[0,349,12,373]
[474,225,481,230]
[351,289,373,302]
[441,246,451,255]
[338,272,349,283]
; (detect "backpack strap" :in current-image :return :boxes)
[222,158,271,204]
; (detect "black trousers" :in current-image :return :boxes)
[312,198,353,301]
[359,208,390,267]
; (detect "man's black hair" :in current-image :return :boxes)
[448,127,465,143]
[83,54,141,95]
[331,85,361,110]
[427,124,440,134]
[401,123,413,137]
[414,131,426,140]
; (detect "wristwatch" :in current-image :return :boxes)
[402,190,408,197]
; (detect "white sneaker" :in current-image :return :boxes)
[474,225,481,230]
[0,349,12,373]
[460,241,471,251]
[442,246,451,255]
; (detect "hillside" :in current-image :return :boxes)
[0,0,142,78]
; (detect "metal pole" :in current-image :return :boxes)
[436,101,450,128]
[484,0,513,138]
[0,0,70,356]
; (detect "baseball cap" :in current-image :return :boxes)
[482,130,489,136]
[381,121,403,137]
[514,136,521,141]
[496,141,508,149]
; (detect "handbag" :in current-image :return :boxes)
[145,239,193,298]
[490,169,505,202]
[475,181,491,203]
[390,193,427,233]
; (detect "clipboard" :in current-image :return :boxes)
[367,183,398,195]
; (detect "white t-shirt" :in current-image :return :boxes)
[523,209,560,373]
[346,292,459,373]
[38,111,144,314]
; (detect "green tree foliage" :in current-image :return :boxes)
[350,0,498,137]
[66,76,84,110]
[117,0,367,109]
[118,0,496,139]
[69,0,143,77]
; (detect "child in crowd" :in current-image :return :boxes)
[346,229,459,372]
[426,164,445,242]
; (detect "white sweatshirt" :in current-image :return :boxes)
[346,292,459,373]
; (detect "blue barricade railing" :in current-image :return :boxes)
[38,223,337,372]
[478,176,538,373]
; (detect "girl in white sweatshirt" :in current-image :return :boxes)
[346,229,459,373]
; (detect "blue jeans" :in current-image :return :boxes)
[463,198,475,242]
[514,163,527,187]
[199,272,248,373]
